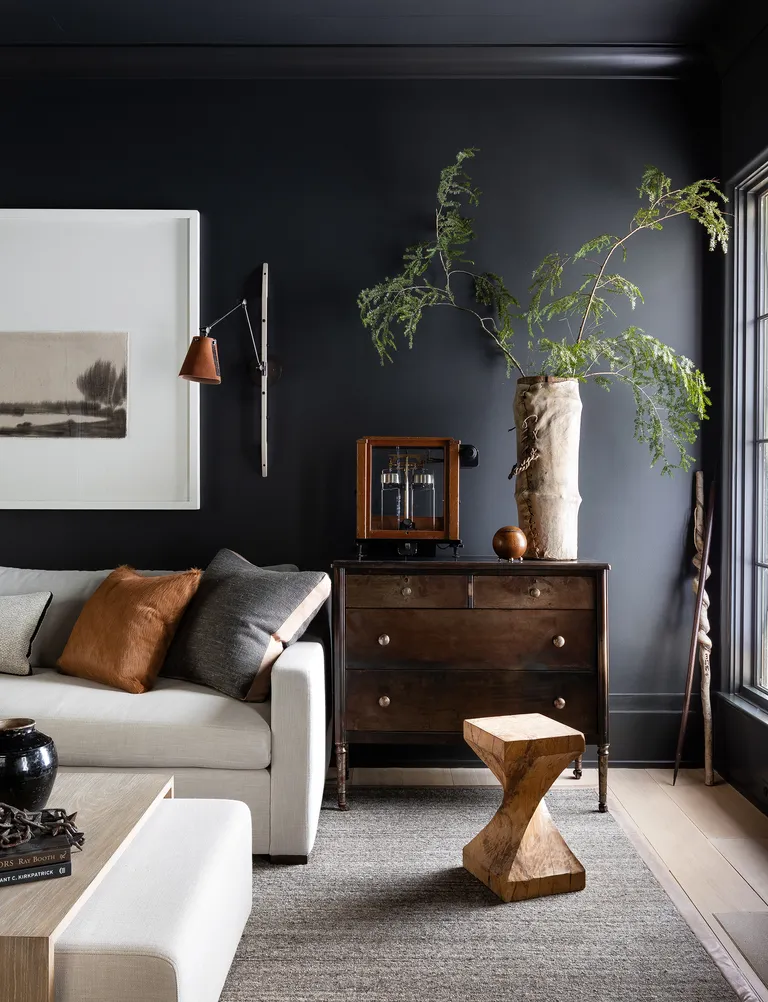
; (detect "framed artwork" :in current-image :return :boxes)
[0,209,200,508]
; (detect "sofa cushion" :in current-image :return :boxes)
[0,591,52,675]
[162,549,330,702]
[0,668,271,770]
[0,567,112,669]
[58,567,202,694]
[0,563,300,670]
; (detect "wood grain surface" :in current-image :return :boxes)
[332,560,610,814]
[333,560,610,571]
[346,609,596,669]
[345,669,596,735]
[346,573,469,609]
[0,937,52,1002]
[472,574,595,609]
[0,771,173,1002]
[463,713,586,901]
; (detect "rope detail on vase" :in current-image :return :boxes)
[509,403,542,558]
[509,414,540,479]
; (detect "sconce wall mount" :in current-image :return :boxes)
[179,263,272,477]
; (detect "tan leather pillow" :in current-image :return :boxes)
[57,566,201,694]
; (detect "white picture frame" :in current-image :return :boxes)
[0,209,200,509]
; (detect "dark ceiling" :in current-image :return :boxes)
[0,0,727,46]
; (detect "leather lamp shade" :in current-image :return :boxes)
[179,335,221,384]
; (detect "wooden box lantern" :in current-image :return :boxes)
[356,437,473,558]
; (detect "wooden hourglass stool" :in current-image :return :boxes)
[463,713,586,902]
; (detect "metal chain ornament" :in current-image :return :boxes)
[0,802,85,850]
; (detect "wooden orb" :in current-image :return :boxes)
[492,525,528,561]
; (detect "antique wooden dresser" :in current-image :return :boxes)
[332,560,610,811]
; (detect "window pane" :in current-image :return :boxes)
[762,319,768,439]
[762,192,768,316]
[759,569,768,691]
[761,443,768,564]
[757,196,768,692]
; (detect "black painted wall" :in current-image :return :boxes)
[0,77,718,763]
[720,25,768,178]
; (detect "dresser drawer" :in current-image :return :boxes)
[346,573,468,609]
[346,669,597,735]
[346,609,596,669]
[472,574,595,610]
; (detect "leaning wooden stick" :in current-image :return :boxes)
[693,471,714,785]
[673,478,715,786]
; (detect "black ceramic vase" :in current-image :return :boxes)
[0,718,58,811]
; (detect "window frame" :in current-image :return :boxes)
[725,157,768,714]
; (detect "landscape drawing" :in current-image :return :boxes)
[0,332,128,438]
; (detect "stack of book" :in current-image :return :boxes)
[0,834,72,887]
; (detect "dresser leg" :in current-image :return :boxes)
[573,754,583,780]
[335,742,349,811]
[598,744,609,812]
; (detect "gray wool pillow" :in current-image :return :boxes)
[161,549,330,701]
[0,592,53,675]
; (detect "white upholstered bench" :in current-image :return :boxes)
[56,799,252,1002]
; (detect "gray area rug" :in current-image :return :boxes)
[223,788,739,1001]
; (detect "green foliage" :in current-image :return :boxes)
[634,167,728,253]
[358,153,730,476]
[357,148,524,376]
[539,328,711,475]
[525,163,729,473]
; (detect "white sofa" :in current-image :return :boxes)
[0,565,330,862]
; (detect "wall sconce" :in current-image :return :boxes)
[179,263,272,477]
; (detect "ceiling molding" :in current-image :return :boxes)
[0,44,705,80]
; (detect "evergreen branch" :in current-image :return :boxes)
[573,170,728,343]
[575,236,631,342]
[360,154,730,477]
[523,165,728,472]
[358,148,524,375]
[539,327,711,473]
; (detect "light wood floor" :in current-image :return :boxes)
[334,766,768,999]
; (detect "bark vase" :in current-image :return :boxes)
[513,376,582,560]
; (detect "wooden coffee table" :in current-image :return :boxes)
[0,771,173,1002]
[463,713,586,902]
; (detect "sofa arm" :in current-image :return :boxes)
[268,640,329,860]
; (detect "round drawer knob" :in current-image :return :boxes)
[553,697,566,710]
[529,587,541,598]
[401,586,413,597]
[552,635,565,648]
[378,695,391,708]
[378,634,390,646]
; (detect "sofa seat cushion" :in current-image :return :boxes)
[0,668,271,770]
